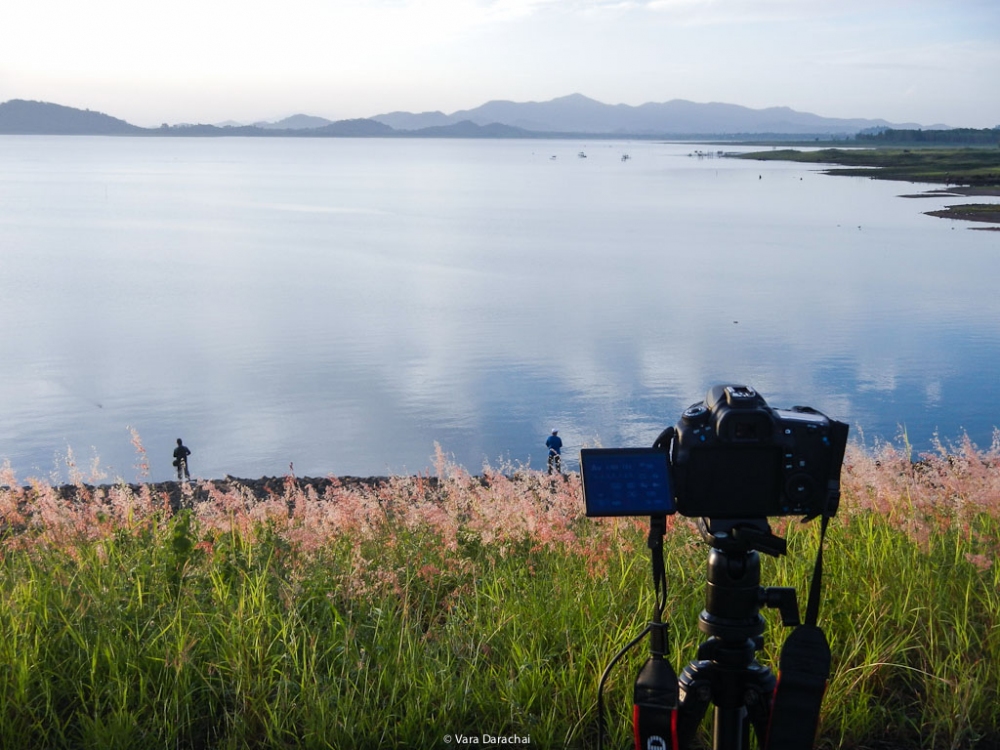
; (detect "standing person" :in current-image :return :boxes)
[546,429,563,475]
[173,438,191,481]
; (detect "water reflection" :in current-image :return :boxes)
[0,137,998,482]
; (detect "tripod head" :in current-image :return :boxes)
[697,518,787,557]
[696,518,800,643]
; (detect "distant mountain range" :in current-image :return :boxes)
[0,95,949,139]
[371,94,944,135]
[0,100,144,135]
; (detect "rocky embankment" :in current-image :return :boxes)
[38,475,412,513]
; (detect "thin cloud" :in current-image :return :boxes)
[820,39,1000,72]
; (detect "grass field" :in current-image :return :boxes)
[0,436,998,749]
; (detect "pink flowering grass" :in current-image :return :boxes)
[0,437,996,749]
[839,432,1000,562]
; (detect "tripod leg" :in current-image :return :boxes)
[679,652,775,750]
[677,661,713,749]
[713,705,748,750]
[745,662,776,747]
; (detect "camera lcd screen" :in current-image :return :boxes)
[580,448,675,517]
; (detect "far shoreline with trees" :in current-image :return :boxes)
[737,144,1000,228]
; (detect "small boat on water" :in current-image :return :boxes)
[578,151,587,158]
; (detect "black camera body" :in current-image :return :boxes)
[580,385,848,519]
[671,385,848,518]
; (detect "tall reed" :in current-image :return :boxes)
[0,435,996,749]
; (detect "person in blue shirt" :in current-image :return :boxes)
[545,429,563,475]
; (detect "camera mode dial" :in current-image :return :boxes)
[682,405,708,422]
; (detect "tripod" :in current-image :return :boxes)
[616,515,831,750]
[672,518,799,750]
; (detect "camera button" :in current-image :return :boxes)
[786,474,816,501]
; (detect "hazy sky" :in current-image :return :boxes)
[2,0,998,128]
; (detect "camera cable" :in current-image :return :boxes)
[596,623,652,750]
[595,515,679,750]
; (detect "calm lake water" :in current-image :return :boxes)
[1,136,998,482]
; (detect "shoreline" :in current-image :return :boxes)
[9,475,406,512]
[737,148,1000,227]
[900,187,1000,229]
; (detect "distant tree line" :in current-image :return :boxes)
[856,128,1000,145]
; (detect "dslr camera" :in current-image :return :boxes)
[580,385,849,519]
